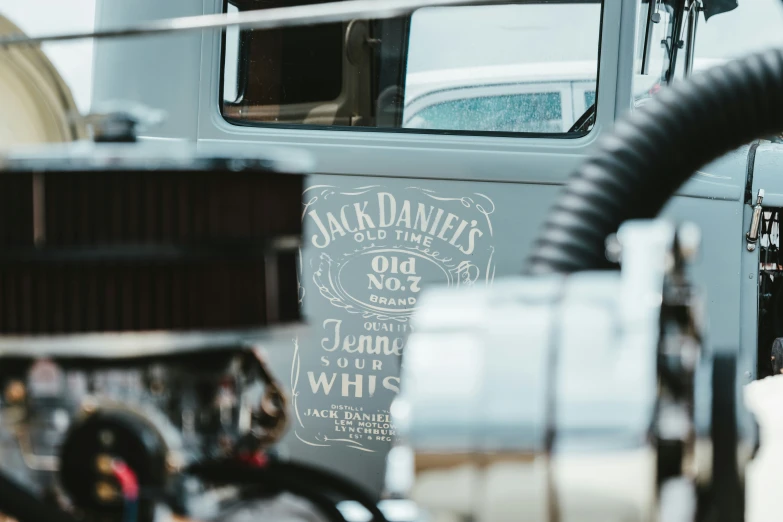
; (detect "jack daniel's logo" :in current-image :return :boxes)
[292,185,496,452]
[306,192,485,255]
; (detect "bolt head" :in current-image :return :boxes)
[81,397,97,415]
[99,429,115,447]
[95,481,118,502]
[95,454,114,475]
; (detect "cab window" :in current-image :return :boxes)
[221,0,604,137]
[407,91,564,133]
[583,90,596,110]
[691,0,783,70]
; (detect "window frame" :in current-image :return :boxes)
[217,0,607,140]
[196,0,636,185]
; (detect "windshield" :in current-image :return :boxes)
[693,0,783,63]
[632,0,783,109]
[567,0,678,130]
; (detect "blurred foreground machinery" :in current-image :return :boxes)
[2,1,783,521]
[390,220,721,522]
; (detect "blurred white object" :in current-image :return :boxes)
[744,375,783,522]
[0,15,85,147]
[390,220,703,522]
[0,0,95,113]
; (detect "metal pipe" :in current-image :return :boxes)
[684,0,701,76]
[747,190,765,252]
[641,0,660,75]
[666,0,688,83]
[0,0,509,47]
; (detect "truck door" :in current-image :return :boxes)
[211,0,629,492]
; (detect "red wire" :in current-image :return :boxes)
[111,461,139,501]
[237,452,269,468]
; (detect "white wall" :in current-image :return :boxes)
[0,0,96,114]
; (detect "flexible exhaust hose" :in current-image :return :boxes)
[525,48,783,275]
[188,460,389,522]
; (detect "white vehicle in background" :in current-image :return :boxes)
[403,60,598,133]
[402,59,728,133]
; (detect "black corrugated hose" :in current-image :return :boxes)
[525,47,783,275]
[187,459,389,522]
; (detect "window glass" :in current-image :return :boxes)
[406,92,563,133]
[221,0,603,136]
[633,0,783,109]
[584,90,596,109]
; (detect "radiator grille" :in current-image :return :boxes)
[0,169,302,334]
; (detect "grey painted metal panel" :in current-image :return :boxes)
[288,174,559,491]
[92,0,203,139]
[662,195,745,354]
[677,146,749,201]
[738,203,760,449]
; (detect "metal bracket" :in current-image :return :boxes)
[746,189,765,252]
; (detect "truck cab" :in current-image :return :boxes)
[69,0,783,493]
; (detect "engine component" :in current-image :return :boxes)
[0,335,292,521]
[59,408,169,520]
[389,219,705,522]
[0,469,78,522]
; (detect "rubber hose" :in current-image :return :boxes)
[266,461,384,511]
[525,47,783,275]
[238,479,349,522]
[188,460,389,522]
